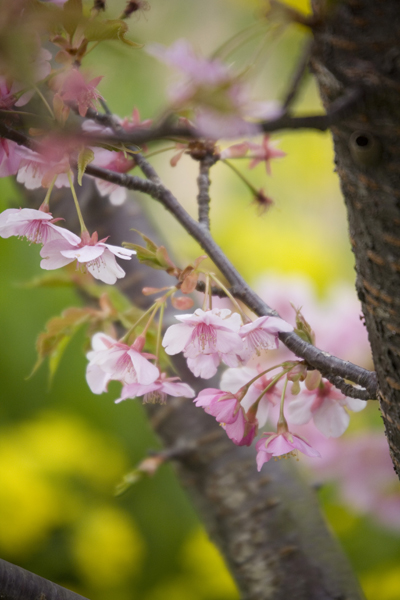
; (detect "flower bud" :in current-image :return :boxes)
[305,369,321,391]
[171,296,194,310]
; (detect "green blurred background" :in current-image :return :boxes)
[0,0,399,599]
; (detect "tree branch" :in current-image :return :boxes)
[0,558,90,600]
[83,86,363,147]
[196,155,215,229]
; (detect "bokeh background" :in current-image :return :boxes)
[0,0,399,599]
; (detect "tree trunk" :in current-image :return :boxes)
[311,0,400,477]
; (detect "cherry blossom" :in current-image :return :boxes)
[194,388,257,446]
[86,333,159,394]
[239,315,294,355]
[0,207,80,245]
[220,135,286,175]
[256,430,320,471]
[146,40,265,139]
[16,144,72,190]
[162,308,244,378]
[56,69,103,117]
[0,139,22,177]
[0,47,52,108]
[287,380,366,438]
[247,135,286,175]
[40,231,136,284]
[116,372,195,404]
[90,148,136,206]
[305,431,400,530]
[220,366,282,427]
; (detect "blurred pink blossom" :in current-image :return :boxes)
[220,135,286,175]
[90,149,136,206]
[287,380,366,438]
[0,139,22,177]
[146,40,281,139]
[56,69,103,117]
[304,430,400,529]
[16,142,73,190]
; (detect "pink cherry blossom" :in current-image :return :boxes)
[162,308,245,378]
[0,207,80,245]
[256,430,320,471]
[91,148,135,206]
[147,40,231,98]
[146,40,265,139]
[57,69,103,117]
[287,380,366,438]
[0,46,52,109]
[247,135,286,175]
[117,372,195,404]
[220,366,282,427]
[120,107,153,133]
[305,431,400,530]
[194,388,257,446]
[0,139,22,177]
[16,144,72,190]
[40,231,136,284]
[86,333,159,394]
[239,315,294,355]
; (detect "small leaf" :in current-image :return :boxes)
[77,147,94,185]
[19,271,74,289]
[291,303,315,345]
[84,19,142,47]
[129,229,158,252]
[30,307,92,380]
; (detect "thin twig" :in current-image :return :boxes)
[282,39,313,112]
[197,156,215,229]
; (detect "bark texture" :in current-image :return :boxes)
[311,0,400,477]
[0,558,89,600]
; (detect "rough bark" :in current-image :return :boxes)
[311,0,400,477]
[0,558,89,600]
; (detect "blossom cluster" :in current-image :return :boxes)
[0,3,371,477]
[0,208,136,285]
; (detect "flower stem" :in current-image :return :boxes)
[42,176,58,206]
[121,303,159,344]
[67,171,87,234]
[239,361,299,397]
[222,160,259,196]
[203,275,211,311]
[209,272,248,319]
[156,302,165,362]
[277,377,289,433]
[34,85,55,119]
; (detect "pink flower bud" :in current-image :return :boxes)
[171,296,194,310]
